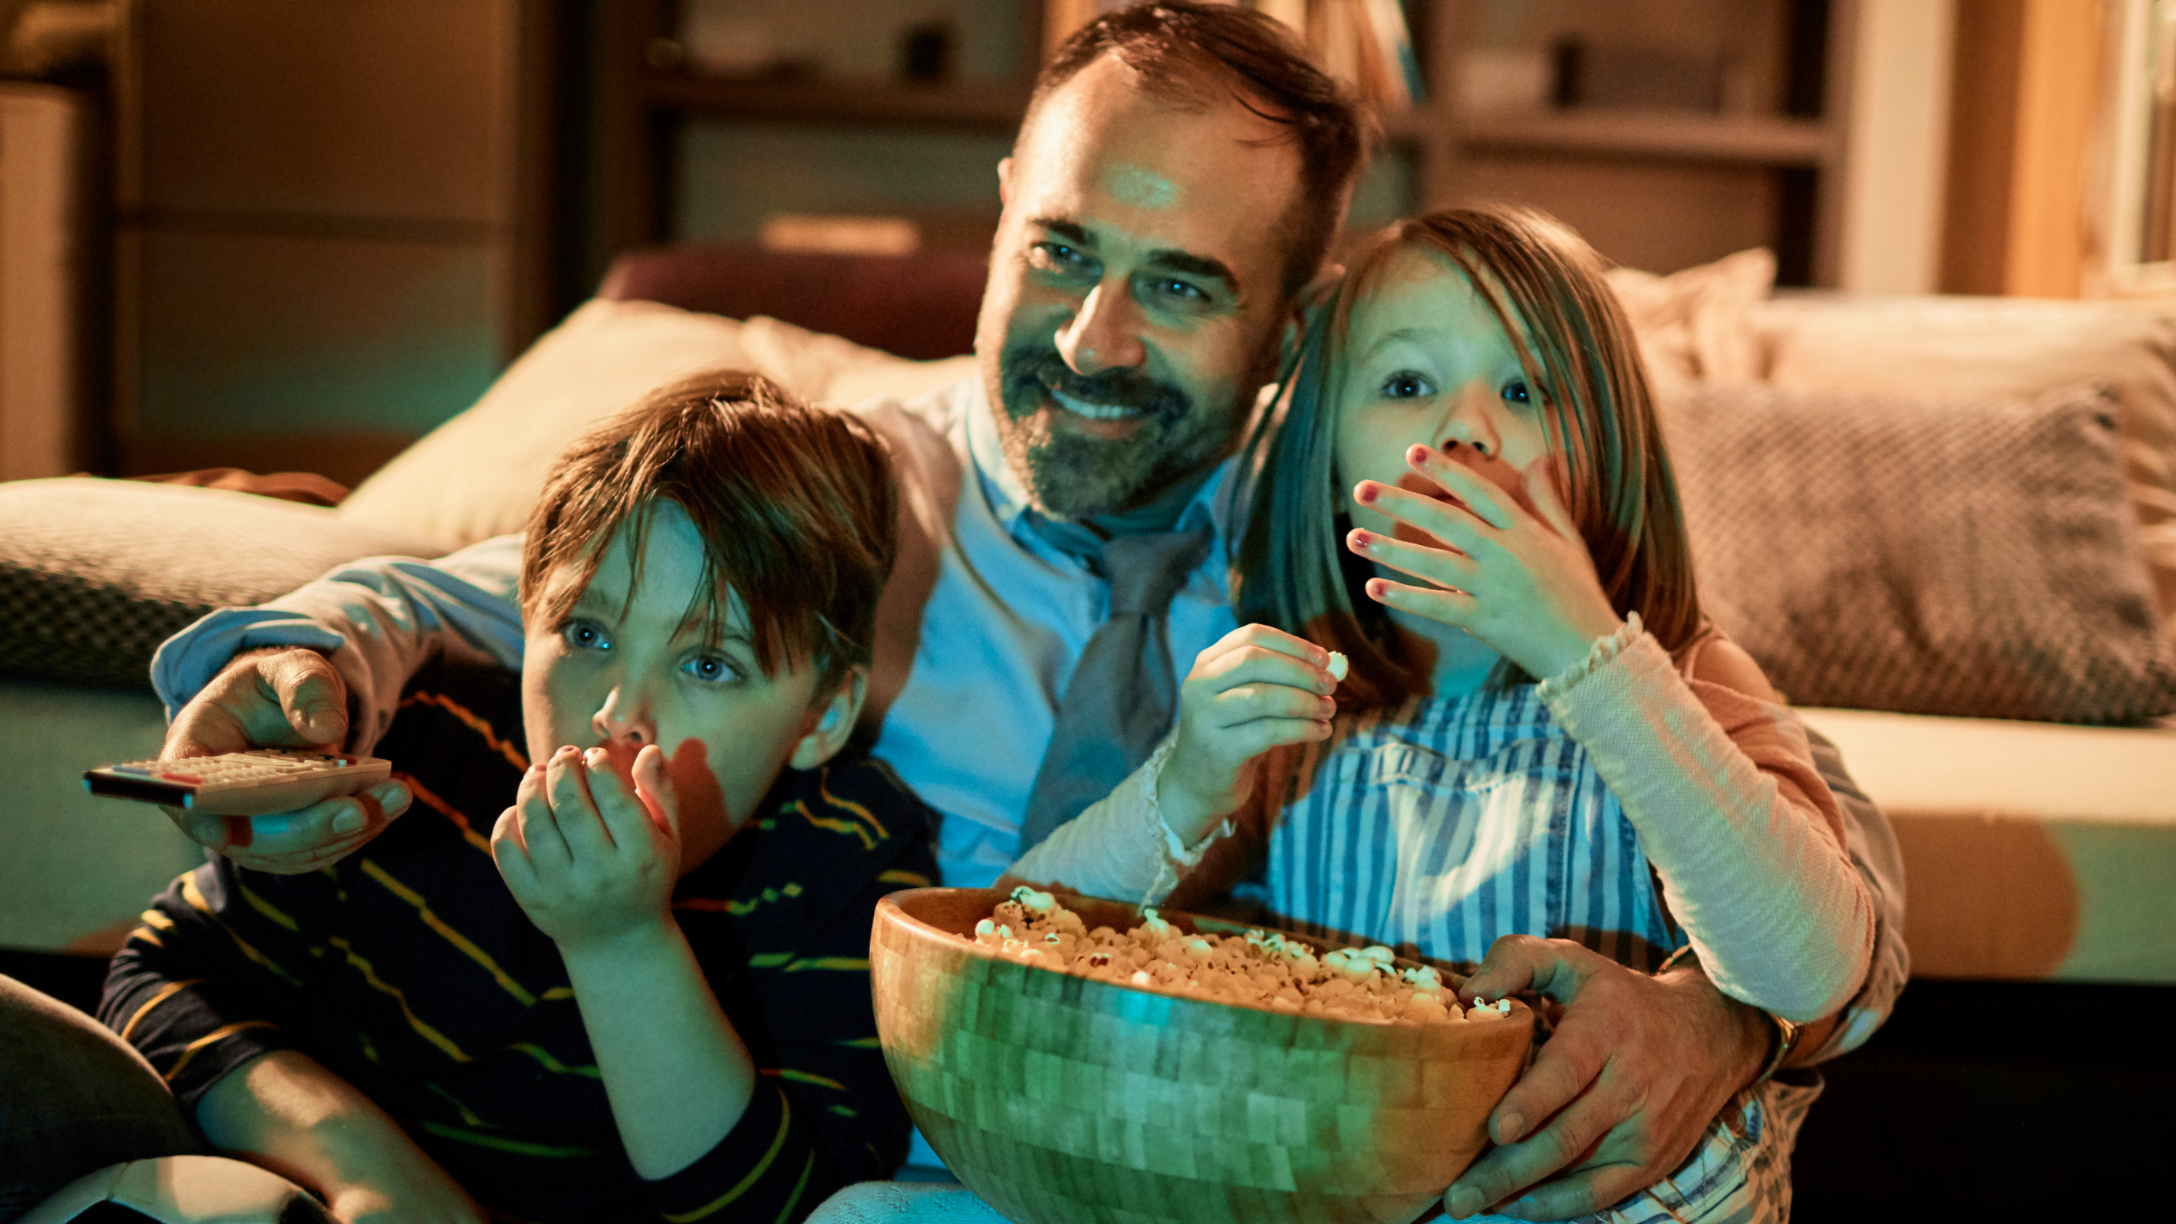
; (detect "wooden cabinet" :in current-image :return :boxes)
[109,0,555,485]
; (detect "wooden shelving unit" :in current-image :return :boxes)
[593,0,1854,286]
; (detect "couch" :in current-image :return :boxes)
[3,242,2173,1214]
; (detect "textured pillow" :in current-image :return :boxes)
[1606,247,1774,384]
[0,478,439,689]
[1662,381,2176,723]
[1755,294,2176,640]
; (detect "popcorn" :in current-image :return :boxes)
[1327,651,1349,682]
[964,896,1485,1024]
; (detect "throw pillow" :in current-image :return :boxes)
[336,301,919,553]
[1606,246,1775,384]
[1755,294,2176,641]
[1662,381,2176,723]
[0,479,439,690]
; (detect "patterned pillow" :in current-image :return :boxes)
[1661,382,2176,723]
[0,478,437,690]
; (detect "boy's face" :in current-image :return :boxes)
[520,501,850,875]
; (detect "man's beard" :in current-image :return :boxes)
[992,342,1235,521]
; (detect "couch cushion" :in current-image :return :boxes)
[1605,246,1774,384]
[1800,707,2176,983]
[1756,294,2176,638]
[1663,381,2176,723]
[336,299,929,552]
[0,479,439,689]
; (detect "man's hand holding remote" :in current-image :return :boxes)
[160,646,411,873]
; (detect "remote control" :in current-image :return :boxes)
[85,749,392,816]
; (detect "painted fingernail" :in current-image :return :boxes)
[1495,1111,1526,1143]
[332,805,365,834]
[1366,578,1390,600]
[1355,483,1378,504]
[1409,443,1430,465]
[1349,529,1372,551]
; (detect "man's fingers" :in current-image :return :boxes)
[1484,1163,1643,1223]
[1445,1086,1622,1221]
[261,651,349,746]
[1464,934,1598,1004]
[1489,1025,1608,1145]
[156,782,409,873]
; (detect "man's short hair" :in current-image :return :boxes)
[1031,0,1370,299]
[522,371,897,695]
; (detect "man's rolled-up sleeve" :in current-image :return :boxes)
[150,534,527,756]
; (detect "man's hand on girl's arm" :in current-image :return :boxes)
[159,645,411,873]
[1440,936,1769,1222]
[492,744,758,1179]
[195,1049,485,1224]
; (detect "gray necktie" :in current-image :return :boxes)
[1018,528,1214,852]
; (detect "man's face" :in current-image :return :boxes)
[976,55,1307,520]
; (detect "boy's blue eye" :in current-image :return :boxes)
[1381,371,1435,399]
[562,619,608,651]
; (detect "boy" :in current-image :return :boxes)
[100,372,937,1223]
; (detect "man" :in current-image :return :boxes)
[145,4,1905,1220]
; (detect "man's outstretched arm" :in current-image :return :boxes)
[147,535,527,871]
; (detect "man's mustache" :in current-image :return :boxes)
[1001,345,1190,427]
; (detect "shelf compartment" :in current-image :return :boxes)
[1395,108,1832,167]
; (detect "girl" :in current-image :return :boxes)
[1010,206,1876,1223]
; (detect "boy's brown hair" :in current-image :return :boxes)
[1237,205,1701,708]
[522,371,897,697]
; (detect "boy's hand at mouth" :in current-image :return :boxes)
[491,743,683,953]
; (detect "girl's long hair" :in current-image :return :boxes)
[1234,205,1703,709]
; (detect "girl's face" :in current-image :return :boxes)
[520,502,847,876]
[1333,246,1558,554]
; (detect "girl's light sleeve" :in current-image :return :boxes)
[1538,618,1877,1022]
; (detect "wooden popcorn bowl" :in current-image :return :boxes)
[871,888,1534,1224]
